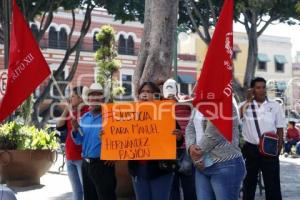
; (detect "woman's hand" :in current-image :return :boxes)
[189,144,205,170]
[189,144,203,161]
[173,129,183,141]
[98,130,104,140]
[70,118,79,131]
[194,158,205,171]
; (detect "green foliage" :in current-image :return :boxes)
[112,86,126,97]
[0,122,59,150]
[235,0,300,24]
[94,25,124,101]
[103,0,145,23]
[16,95,33,125]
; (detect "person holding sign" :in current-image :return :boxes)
[56,86,89,200]
[186,105,245,200]
[128,81,183,200]
[71,83,116,200]
[162,79,197,200]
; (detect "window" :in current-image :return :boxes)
[93,32,101,51]
[258,61,267,71]
[127,36,135,55]
[274,55,287,73]
[49,27,58,48]
[59,28,67,49]
[275,63,284,72]
[30,24,39,40]
[257,53,270,71]
[122,74,132,97]
[118,35,126,54]
[118,34,135,55]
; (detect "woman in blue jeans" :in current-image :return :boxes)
[57,86,89,200]
[128,81,183,200]
[186,106,246,200]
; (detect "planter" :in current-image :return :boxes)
[115,161,135,200]
[0,149,56,187]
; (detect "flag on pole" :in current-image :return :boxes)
[0,0,51,122]
[192,0,233,141]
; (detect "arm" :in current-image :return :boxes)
[56,108,69,128]
[185,117,197,154]
[239,89,254,119]
[199,106,238,152]
[239,101,251,119]
[70,118,84,145]
[277,128,284,153]
[197,120,226,152]
[175,121,184,147]
[185,116,203,165]
[275,104,285,153]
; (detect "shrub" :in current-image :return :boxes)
[0,122,59,150]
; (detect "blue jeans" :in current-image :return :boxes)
[284,140,298,153]
[195,156,246,200]
[132,173,174,200]
[170,168,197,200]
[67,160,83,200]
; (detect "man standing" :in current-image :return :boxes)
[72,83,116,200]
[240,77,285,200]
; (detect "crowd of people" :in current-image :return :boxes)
[56,77,293,200]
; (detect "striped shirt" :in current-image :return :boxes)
[185,105,242,165]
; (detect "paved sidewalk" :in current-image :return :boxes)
[253,156,300,200]
[10,154,72,200]
[4,155,300,200]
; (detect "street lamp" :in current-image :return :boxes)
[2,0,11,69]
[173,25,188,82]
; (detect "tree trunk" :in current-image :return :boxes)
[133,0,179,95]
[31,2,94,128]
[243,25,258,88]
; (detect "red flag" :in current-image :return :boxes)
[193,0,233,141]
[0,0,50,122]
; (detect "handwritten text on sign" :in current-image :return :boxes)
[101,100,176,160]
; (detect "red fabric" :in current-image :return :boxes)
[175,103,192,148]
[65,106,89,160]
[0,0,50,122]
[192,0,233,142]
[286,127,300,141]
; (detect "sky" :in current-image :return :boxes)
[233,22,300,61]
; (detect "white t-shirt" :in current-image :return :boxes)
[193,109,204,144]
[239,100,285,145]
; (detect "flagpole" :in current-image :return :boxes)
[3,0,11,69]
[50,73,84,136]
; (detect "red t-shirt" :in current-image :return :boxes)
[65,106,89,160]
[286,127,300,141]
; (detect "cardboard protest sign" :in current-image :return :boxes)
[101,100,176,160]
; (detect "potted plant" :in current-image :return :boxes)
[0,121,59,187]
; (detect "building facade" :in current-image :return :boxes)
[0,8,198,99]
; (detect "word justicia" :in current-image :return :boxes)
[112,111,152,122]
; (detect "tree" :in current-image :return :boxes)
[95,25,124,102]
[132,0,179,95]
[105,0,300,97]
[235,0,300,87]
[0,0,104,127]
